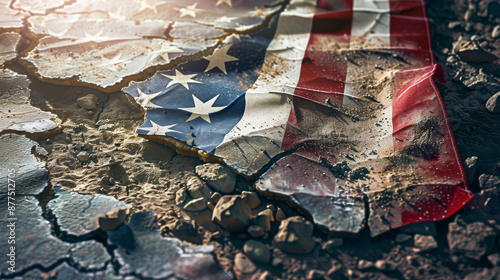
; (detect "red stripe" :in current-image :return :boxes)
[390,0,473,225]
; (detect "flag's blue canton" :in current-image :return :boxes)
[124,17,279,154]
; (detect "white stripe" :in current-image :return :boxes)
[214,0,316,174]
[342,0,394,167]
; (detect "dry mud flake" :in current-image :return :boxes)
[22,0,282,91]
[70,240,111,270]
[13,0,67,14]
[47,190,131,237]
[0,33,21,65]
[126,0,473,236]
[0,69,61,138]
[109,211,231,279]
[0,134,49,195]
[12,263,118,280]
[0,196,74,277]
[0,0,26,31]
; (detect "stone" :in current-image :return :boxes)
[488,253,500,266]
[195,163,236,193]
[414,234,438,252]
[273,216,315,254]
[109,211,230,279]
[242,191,261,208]
[76,151,90,161]
[465,156,478,186]
[186,175,212,198]
[212,195,252,232]
[0,134,50,195]
[463,69,489,89]
[396,233,412,243]
[248,225,265,238]
[375,260,398,272]
[0,197,74,278]
[327,261,344,279]
[447,215,498,261]
[271,257,283,268]
[77,94,99,110]
[258,209,275,221]
[486,92,500,113]
[464,267,500,280]
[183,197,207,212]
[307,270,325,280]
[323,237,343,250]
[479,174,500,190]
[234,252,257,275]
[253,215,271,231]
[0,70,60,137]
[243,240,271,264]
[48,190,131,237]
[276,207,286,221]
[99,208,130,231]
[210,192,222,204]
[358,259,374,270]
[175,187,187,205]
[493,25,500,38]
[70,240,111,270]
[259,271,273,280]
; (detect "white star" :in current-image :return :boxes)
[176,3,204,18]
[203,44,238,74]
[216,0,232,7]
[135,88,163,108]
[139,0,167,12]
[143,120,178,135]
[161,70,201,90]
[179,94,227,123]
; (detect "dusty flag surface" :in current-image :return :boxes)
[124,0,474,236]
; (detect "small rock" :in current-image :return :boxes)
[253,215,271,232]
[464,267,500,280]
[271,257,283,268]
[375,260,398,272]
[76,151,90,162]
[175,188,187,205]
[248,225,265,238]
[258,209,275,222]
[196,163,236,193]
[98,208,130,231]
[241,191,261,209]
[448,21,462,29]
[307,270,325,280]
[243,240,270,264]
[488,253,500,266]
[212,195,252,232]
[465,156,479,186]
[186,176,212,199]
[395,233,412,243]
[479,174,500,190]
[463,69,489,89]
[323,237,343,251]
[273,216,315,254]
[448,215,498,260]
[276,207,286,221]
[77,94,98,110]
[234,253,257,274]
[486,92,500,113]
[358,259,374,270]
[492,25,500,38]
[183,197,207,212]
[259,271,272,280]
[414,234,438,252]
[210,192,222,204]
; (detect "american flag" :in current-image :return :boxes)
[124,0,474,236]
